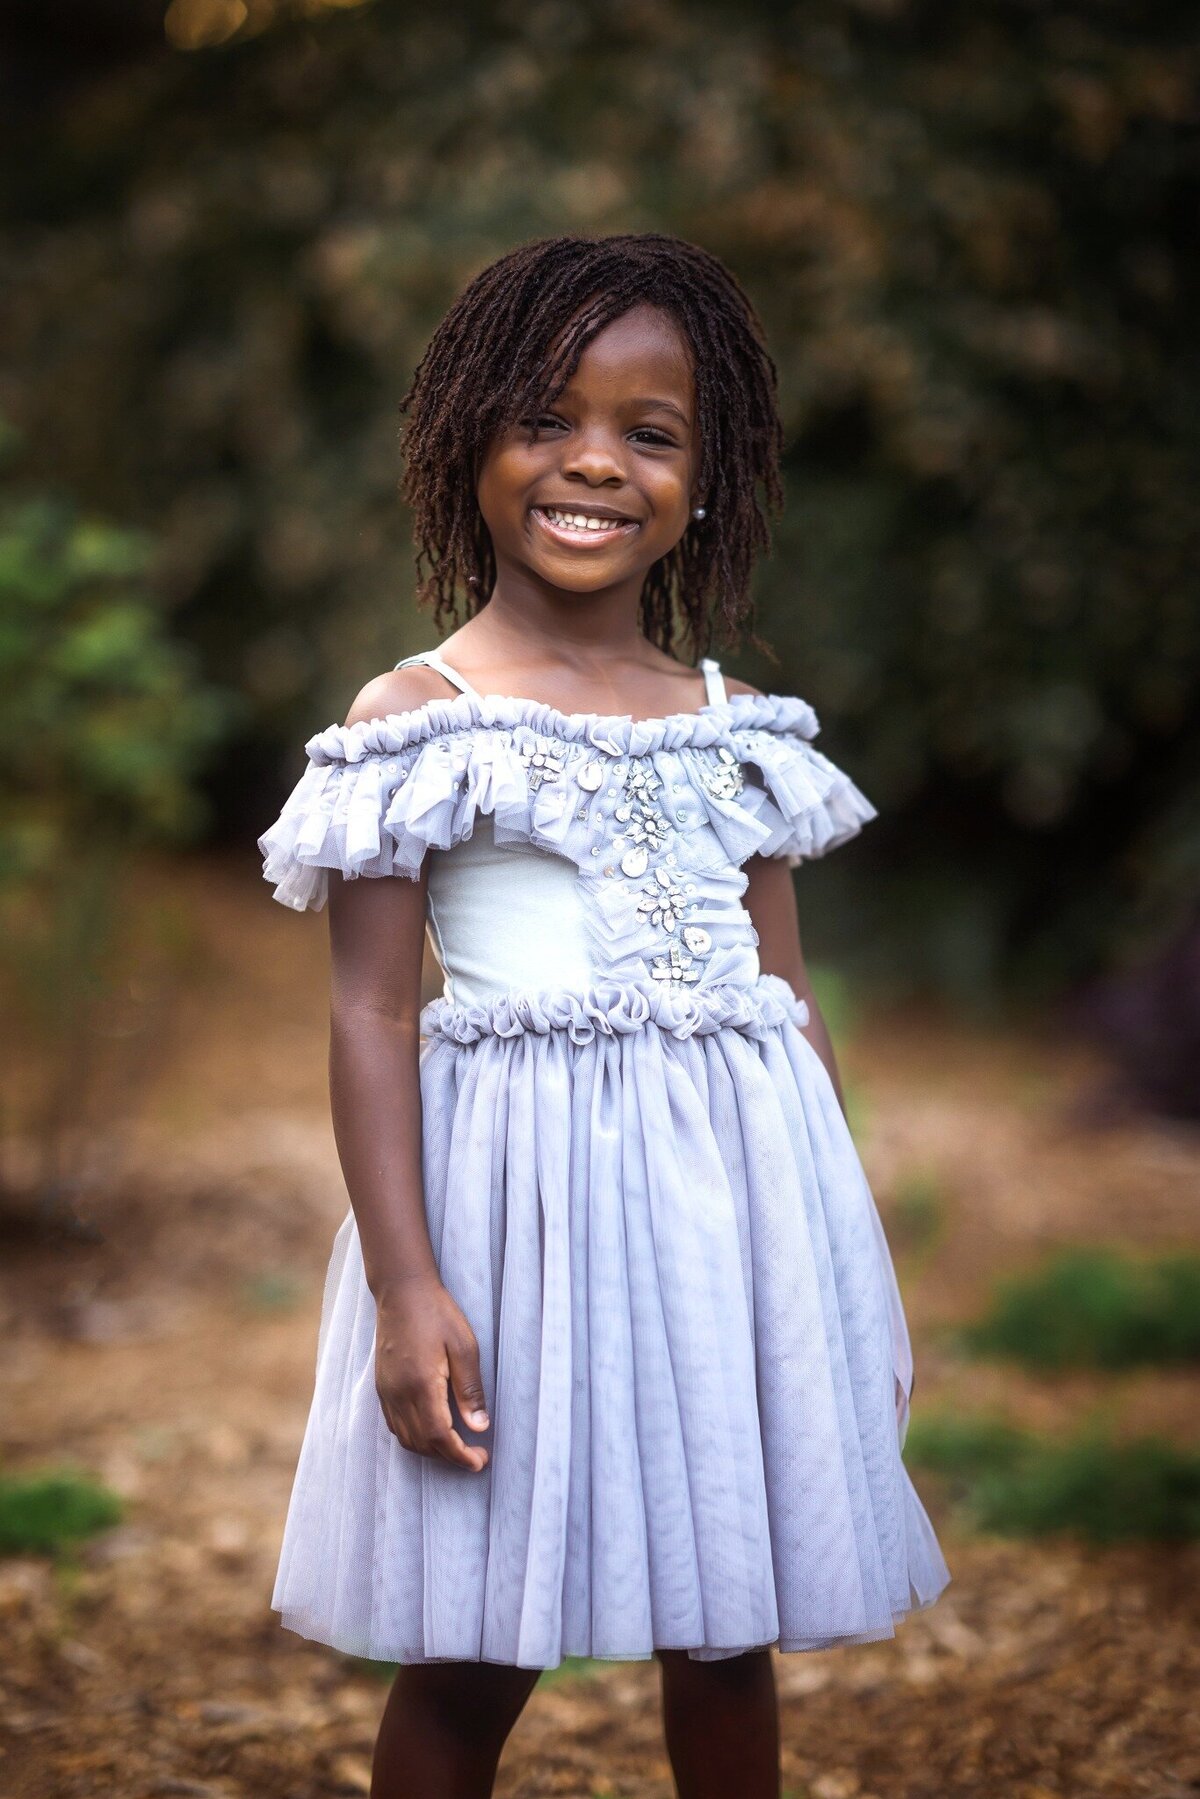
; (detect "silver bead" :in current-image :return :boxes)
[683,925,712,955]
[620,845,649,878]
[577,759,604,791]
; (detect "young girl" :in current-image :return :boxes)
[259,232,951,1798]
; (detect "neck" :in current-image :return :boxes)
[465,563,655,671]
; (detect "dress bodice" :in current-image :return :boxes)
[425,823,597,1004]
[259,647,877,1015]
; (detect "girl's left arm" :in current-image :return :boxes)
[742,850,847,1116]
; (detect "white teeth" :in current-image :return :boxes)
[541,507,628,533]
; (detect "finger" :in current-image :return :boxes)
[428,1423,489,1470]
[379,1399,413,1451]
[418,1386,488,1471]
[446,1333,490,1432]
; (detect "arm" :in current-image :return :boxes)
[741,850,847,1116]
[324,669,491,1473]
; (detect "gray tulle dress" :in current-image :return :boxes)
[258,646,951,1669]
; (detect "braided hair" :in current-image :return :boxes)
[398,232,784,657]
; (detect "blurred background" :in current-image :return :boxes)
[1,4,1197,1797]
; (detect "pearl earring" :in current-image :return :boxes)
[692,505,707,520]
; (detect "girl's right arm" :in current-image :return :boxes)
[324,671,490,1474]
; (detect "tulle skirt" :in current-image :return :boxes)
[271,974,951,1668]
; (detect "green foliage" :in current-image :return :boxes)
[0,487,237,887]
[0,1466,123,1557]
[0,3,1197,995]
[960,1248,1200,1371]
[805,962,855,1044]
[905,1413,1200,1544]
[0,434,239,1222]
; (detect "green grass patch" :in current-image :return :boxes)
[346,1656,399,1682]
[0,1467,123,1556]
[346,1652,604,1688]
[538,1654,603,1686]
[238,1268,308,1313]
[888,1169,947,1259]
[960,1248,1200,1370]
[905,1413,1200,1543]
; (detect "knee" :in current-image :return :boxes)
[398,1662,538,1747]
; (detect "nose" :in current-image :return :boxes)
[560,429,626,487]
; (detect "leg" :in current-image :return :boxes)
[371,1658,542,1799]
[656,1647,780,1799]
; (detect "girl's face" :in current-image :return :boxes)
[475,302,701,601]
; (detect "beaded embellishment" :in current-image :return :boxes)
[700,746,745,800]
[517,737,567,790]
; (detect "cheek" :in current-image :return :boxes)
[477,440,544,524]
[643,461,692,526]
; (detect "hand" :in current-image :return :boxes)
[373,1270,491,1472]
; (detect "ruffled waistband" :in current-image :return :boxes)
[419,974,810,1045]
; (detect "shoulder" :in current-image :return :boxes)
[722,676,765,701]
[342,665,456,729]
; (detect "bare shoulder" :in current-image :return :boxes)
[649,648,765,706]
[342,664,459,729]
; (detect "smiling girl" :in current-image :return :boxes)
[259,233,950,1799]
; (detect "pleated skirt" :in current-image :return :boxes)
[271,975,951,1668]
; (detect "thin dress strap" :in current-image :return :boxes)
[697,657,727,706]
[393,647,482,700]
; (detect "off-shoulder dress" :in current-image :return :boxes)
[257,646,951,1669]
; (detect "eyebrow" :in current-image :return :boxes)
[629,396,692,428]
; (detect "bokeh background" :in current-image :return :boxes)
[2,5,1198,1798]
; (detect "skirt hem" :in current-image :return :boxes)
[272,1575,952,1671]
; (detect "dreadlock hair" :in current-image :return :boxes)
[398,233,785,659]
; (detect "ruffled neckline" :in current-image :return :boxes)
[305,689,821,766]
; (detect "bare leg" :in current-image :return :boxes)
[371,1659,542,1799]
[656,1647,780,1799]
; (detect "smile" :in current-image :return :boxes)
[532,506,640,546]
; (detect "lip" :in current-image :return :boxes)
[530,505,641,549]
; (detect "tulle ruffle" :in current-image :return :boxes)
[259,691,877,912]
[302,690,823,762]
[420,972,810,1045]
[271,983,950,1668]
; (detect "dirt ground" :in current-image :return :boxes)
[2,853,1198,1799]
